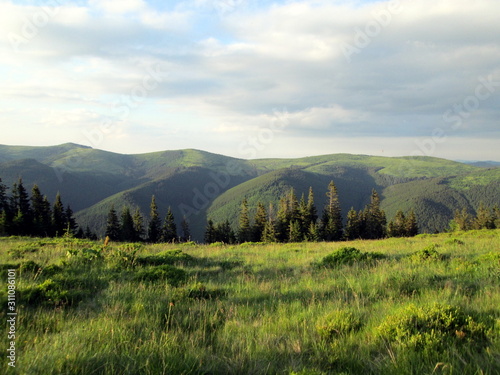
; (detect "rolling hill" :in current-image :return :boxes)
[0,143,498,240]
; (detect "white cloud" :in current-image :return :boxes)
[0,0,499,161]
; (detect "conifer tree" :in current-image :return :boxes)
[65,205,78,236]
[252,202,267,242]
[321,181,343,241]
[0,178,7,212]
[215,220,236,244]
[388,210,406,237]
[52,193,66,237]
[453,207,472,231]
[364,189,386,239]
[492,205,500,229]
[204,219,217,244]
[473,202,494,230]
[288,220,301,242]
[31,185,52,237]
[262,203,277,243]
[405,209,419,236]
[161,207,177,243]
[120,206,136,242]
[306,187,318,228]
[147,195,162,243]
[180,216,191,242]
[344,207,361,240]
[238,198,251,243]
[10,179,33,235]
[105,205,120,241]
[132,208,145,241]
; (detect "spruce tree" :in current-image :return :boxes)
[262,203,277,243]
[364,189,386,239]
[288,220,301,242]
[105,205,121,241]
[120,206,136,242]
[65,205,78,236]
[388,210,406,237]
[306,187,318,228]
[492,205,500,229]
[161,207,177,243]
[453,207,472,231]
[132,208,145,241]
[204,219,217,244]
[147,195,162,243]
[0,178,7,212]
[321,181,343,241]
[52,193,66,237]
[10,179,33,235]
[473,202,494,230]
[180,216,191,242]
[238,198,251,243]
[215,220,236,244]
[252,202,267,242]
[405,209,419,236]
[344,207,361,240]
[31,185,52,237]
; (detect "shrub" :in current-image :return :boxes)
[445,238,465,246]
[317,247,384,268]
[22,274,108,307]
[376,303,489,353]
[136,249,194,267]
[133,265,187,287]
[317,310,363,339]
[410,244,444,262]
[19,260,42,274]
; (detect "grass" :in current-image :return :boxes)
[0,230,499,374]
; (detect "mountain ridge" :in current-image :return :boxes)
[0,143,498,240]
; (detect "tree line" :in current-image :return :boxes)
[104,196,191,243]
[0,178,83,237]
[204,181,419,244]
[451,203,500,231]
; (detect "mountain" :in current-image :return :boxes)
[0,143,498,240]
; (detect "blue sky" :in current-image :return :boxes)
[1,0,499,160]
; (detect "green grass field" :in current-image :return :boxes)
[1,230,499,374]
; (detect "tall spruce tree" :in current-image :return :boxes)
[120,206,136,242]
[161,207,177,243]
[105,205,121,241]
[473,202,494,230]
[306,187,318,228]
[180,216,191,242]
[364,189,386,239]
[238,198,251,243]
[262,203,277,243]
[344,207,361,240]
[204,219,217,244]
[388,210,406,237]
[65,205,78,236]
[321,181,343,241]
[252,202,267,242]
[148,195,162,243]
[0,178,7,212]
[132,208,145,241]
[52,193,66,237]
[405,209,419,236]
[10,179,33,235]
[31,185,52,237]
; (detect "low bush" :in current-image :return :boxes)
[317,247,385,268]
[316,310,363,339]
[136,249,195,267]
[133,265,187,287]
[410,244,444,262]
[376,303,490,353]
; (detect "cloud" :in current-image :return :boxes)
[0,0,499,161]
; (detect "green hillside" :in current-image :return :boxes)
[0,143,498,240]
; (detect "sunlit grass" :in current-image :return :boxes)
[0,230,499,374]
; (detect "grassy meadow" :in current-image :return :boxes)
[1,230,499,374]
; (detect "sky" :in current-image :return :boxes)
[0,0,499,161]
